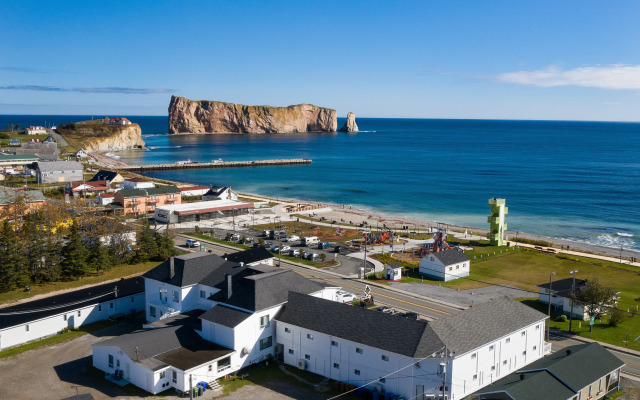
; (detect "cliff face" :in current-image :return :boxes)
[339,112,358,133]
[168,95,337,134]
[83,124,145,152]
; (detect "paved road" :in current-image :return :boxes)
[49,127,68,147]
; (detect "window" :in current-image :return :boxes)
[159,289,163,301]
[78,310,81,317]
[533,346,537,351]
[217,357,231,372]
[354,369,361,376]
[331,341,338,347]
[430,256,434,261]
[288,349,294,355]
[150,306,157,318]
[98,305,102,312]
[110,302,114,309]
[473,374,478,380]
[200,290,206,299]
[333,363,340,369]
[285,327,291,333]
[208,365,212,372]
[307,333,313,340]
[108,355,114,368]
[116,360,120,368]
[172,290,179,302]
[305,354,310,360]
[379,378,386,383]
[489,345,494,351]
[63,314,67,321]
[160,371,166,379]
[131,297,135,303]
[259,336,273,350]
[503,360,508,365]
[505,338,510,343]
[521,331,525,336]
[25,324,29,332]
[382,355,389,361]
[456,265,459,269]
[356,348,363,354]
[522,351,526,356]
[536,325,540,330]
[491,366,495,371]
[172,370,177,384]
[260,315,270,328]
[449,267,452,271]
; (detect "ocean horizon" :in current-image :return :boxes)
[2,115,639,251]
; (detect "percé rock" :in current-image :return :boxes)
[168,95,337,134]
[338,112,358,133]
[83,124,145,152]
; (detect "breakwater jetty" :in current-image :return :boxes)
[119,158,312,172]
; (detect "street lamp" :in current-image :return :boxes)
[568,269,578,333]
[547,272,556,341]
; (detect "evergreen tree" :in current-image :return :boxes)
[155,229,177,261]
[134,219,157,263]
[60,219,89,279]
[90,241,114,274]
[0,221,28,291]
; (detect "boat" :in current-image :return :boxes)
[175,159,193,165]
[212,158,224,164]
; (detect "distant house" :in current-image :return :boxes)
[202,185,237,201]
[43,136,55,143]
[97,192,116,205]
[34,161,84,184]
[8,138,20,146]
[123,177,155,189]
[108,117,132,125]
[75,149,89,159]
[419,249,470,281]
[24,126,47,135]
[471,342,624,400]
[179,185,209,197]
[67,180,110,196]
[111,185,181,215]
[384,262,403,281]
[90,170,124,184]
[29,138,41,143]
[0,186,46,219]
[536,277,619,321]
[0,154,39,170]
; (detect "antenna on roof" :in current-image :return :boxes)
[114,286,118,298]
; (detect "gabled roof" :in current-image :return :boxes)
[474,343,624,400]
[225,247,274,265]
[90,170,121,182]
[70,181,109,191]
[537,278,588,298]
[179,185,208,192]
[211,268,324,312]
[143,253,239,287]
[199,304,252,328]
[275,292,445,358]
[432,249,470,266]
[203,186,229,197]
[117,185,180,198]
[0,186,46,205]
[35,160,83,172]
[429,297,547,356]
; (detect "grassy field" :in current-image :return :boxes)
[0,261,159,305]
[0,130,50,146]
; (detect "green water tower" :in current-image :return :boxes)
[488,198,508,246]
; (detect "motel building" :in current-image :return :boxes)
[153,199,254,224]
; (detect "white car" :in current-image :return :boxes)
[280,245,291,252]
[289,249,301,257]
[186,238,200,248]
[337,291,356,303]
[285,235,300,242]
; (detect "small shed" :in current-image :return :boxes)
[385,263,403,281]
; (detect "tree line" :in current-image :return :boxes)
[0,200,176,293]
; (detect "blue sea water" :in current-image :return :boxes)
[2,115,639,251]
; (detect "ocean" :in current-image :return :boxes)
[2,115,639,251]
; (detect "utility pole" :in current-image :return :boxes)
[441,347,447,400]
[568,270,578,333]
[189,373,193,400]
[547,272,556,341]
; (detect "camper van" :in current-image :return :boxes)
[302,236,320,246]
[270,230,287,239]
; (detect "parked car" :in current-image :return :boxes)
[244,237,254,243]
[270,246,280,252]
[337,290,356,303]
[285,235,300,242]
[264,241,273,247]
[317,242,332,249]
[377,306,395,314]
[334,245,348,253]
[289,249,301,257]
[186,238,200,248]
[280,245,291,252]
[398,312,419,320]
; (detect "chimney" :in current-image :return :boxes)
[520,374,525,381]
[225,273,232,299]
[566,349,572,356]
[169,257,175,279]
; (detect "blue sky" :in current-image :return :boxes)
[1,1,639,121]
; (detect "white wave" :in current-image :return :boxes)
[617,232,634,237]
[358,130,377,133]
[146,145,182,150]
[141,134,169,137]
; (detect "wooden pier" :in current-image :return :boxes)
[119,158,312,172]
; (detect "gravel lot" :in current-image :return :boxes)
[390,281,535,307]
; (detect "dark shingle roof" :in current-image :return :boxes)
[142,253,237,287]
[211,269,324,312]
[154,340,234,371]
[91,170,120,182]
[475,343,624,400]
[117,185,180,198]
[429,297,547,355]
[275,292,445,358]
[0,277,144,330]
[144,309,204,331]
[200,304,252,328]
[432,249,470,266]
[225,247,274,265]
[537,278,588,298]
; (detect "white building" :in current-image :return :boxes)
[24,126,47,135]
[419,249,470,281]
[179,185,210,197]
[0,277,144,351]
[202,186,237,201]
[153,199,253,224]
[224,247,274,267]
[34,161,84,184]
[384,263,403,281]
[537,277,617,321]
[97,192,115,205]
[122,178,155,189]
[276,294,549,400]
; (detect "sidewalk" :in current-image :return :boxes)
[513,241,640,268]
[551,329,640,358]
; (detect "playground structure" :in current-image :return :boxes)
[419,229,451,256]
[362,231,391,245]
[488,198,508,246]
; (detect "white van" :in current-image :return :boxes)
[302,236,320,246]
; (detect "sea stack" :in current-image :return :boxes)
[339,112,358,133]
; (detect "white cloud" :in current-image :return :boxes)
[496,64,640,90]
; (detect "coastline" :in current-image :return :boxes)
[91,154,640,260]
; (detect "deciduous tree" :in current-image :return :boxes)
[574,277,618,328]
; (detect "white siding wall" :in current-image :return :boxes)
[0,292,144,350]
[144,278,183,321]
[92,345,155,393]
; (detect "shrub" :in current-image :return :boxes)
[607,307,628,327]
[555,314,568,322]
[0,133,9,139]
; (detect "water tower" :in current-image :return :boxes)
[488,198,508,246]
